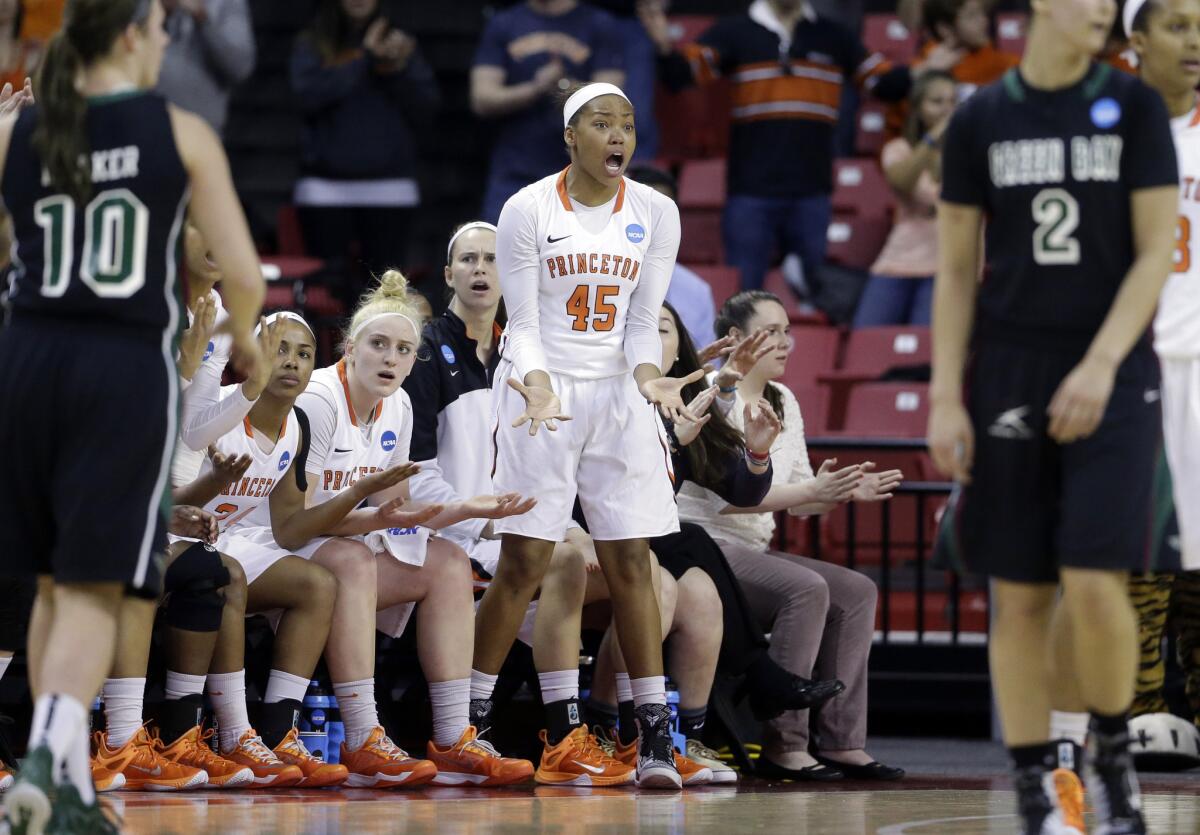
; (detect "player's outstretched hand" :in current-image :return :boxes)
[714,330,774,390]
[810,458,863,505]
[464,492,538,520]
[927,400,974,484]
[352,462,422,500]
[375,496,444,530]
[507,378,571,436]
[209,449,253,489]
[743,398,782,458]
[640,368,706,423]
[170,505,219,544]
[241,317,282,401]
[1047,355,1115,444]
[673,384,718,446]
[177,293,217,381]
[850,462,904,502]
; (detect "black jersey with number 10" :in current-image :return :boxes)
[941,64,1178,353]
[1,91,190,334]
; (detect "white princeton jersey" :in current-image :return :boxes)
[1156,104,1200,359]
[497,168,681,380]
[295,360,412,507]
[198,399,302,535]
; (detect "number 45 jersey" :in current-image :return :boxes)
[2,92,190,333]
[940,64,1177,353]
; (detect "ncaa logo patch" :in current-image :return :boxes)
[202,341,215,362]
[1091,97,1121,129]
[277,451,290,472]
[381,430,397,452]
[625,223,645,244]
[441,344,456,364]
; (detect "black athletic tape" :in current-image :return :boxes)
[163,542,231,632]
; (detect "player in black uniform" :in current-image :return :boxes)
[0,2,264,833]
[927,0,1179,832]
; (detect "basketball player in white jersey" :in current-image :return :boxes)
[264,272,538,788]
[482,82,703,788]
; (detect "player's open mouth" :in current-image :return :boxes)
[1184,59,1200,73]
[604,152,624,175]
[378,371,396,381]
[470,280,490,292]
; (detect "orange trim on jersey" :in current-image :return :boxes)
[555,166,627,214]
[244,414,289,440]
[337,359,383,428]
[681,43,721,84]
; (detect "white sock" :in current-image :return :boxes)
[264,670,310,705]
[333,678,380,750]
[0,655,11,681]
[537,669,579,705]
[207,670,251,753]
[101,678,145,747]
[470,669,498,701]
[630,675,667,708]
[1051,710,1090,746]
[428,678,471,747]
[29,693,93,803]
[615,672,632,704]
[164,670,206,701]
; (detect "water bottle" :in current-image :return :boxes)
[325,694,344,765]
[665,686,686,753]
[299,681,331,762]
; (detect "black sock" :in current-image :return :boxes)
[469,698,494,731]
[1009,742,1057,772]
[257,699,302,750]
[544,698,582,746]
[618,700,638,746]
[586,699,619,736]
[1089,710,1129,741]
[152,694,204,745]
[679,706,706,741]
[1052,739,1084,775]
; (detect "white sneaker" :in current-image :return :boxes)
[685,739,737,784]
[634,705,682,790]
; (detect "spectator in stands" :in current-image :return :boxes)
[677,289,906,782]
[638,0,958,310]
[918,0,1016,101]
[0,0,39,92]
[470,0,624,223]
[290,0,439,280]
[156,0,255,135]
[852,70,955,328]
[628,164,716,347]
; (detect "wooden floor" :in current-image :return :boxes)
[102,776,1200,834]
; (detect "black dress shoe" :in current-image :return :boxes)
[754,755,844,782]
[746,676,846,721]
[814,756,905,781]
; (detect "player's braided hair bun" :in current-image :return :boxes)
[344,269,422,349]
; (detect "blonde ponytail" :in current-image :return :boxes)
[344,269,423,348]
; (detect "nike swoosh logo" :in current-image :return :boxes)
[547,234,571,244]
[572,760,606,774]
[450,370,460,377]
[333,448,352,453]
[129,764,163,776]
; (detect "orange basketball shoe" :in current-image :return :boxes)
[427,726,534,786]
[88,759,126,793]
[535,726,635,787]
[158,726,254,789]
[221,730,303,787]
[272,728,349,788]
[94,728,209,791]
[340,726,438,788]
[1052,768,1087,834]
[611,732,713,786]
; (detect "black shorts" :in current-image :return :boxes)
[0,318,173,597]
[952,340,1161,583]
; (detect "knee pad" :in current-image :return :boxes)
[163,542,231,632]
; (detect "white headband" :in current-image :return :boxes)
[350,311,420,342]
[1124,0,1150,36]
[257,310,314,339]
[563,82,631,128]
[446,221,497,261]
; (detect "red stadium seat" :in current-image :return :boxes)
[276,204,306,256]
[854,102,889,158]
[761,269,827,325]
[779,326,840,391]
[862,14,918,63]
[825,214,891,271]
[680,210,723,264]
[832,158,894,218]
[791,383,831,435]
[842,382,930,438]
[689,264,740,307]
[820,326,930,428]
[677,158,727,209]
[996,12,1029,55]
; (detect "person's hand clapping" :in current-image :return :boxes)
[672,384,719,446]
[640,368,706,422]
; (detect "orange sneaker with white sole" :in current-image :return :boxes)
[89,760,125,793]
[94,728,209,791]
[158,726,254,789]
[221,729,303,787]
[535,726,635,787]
[611,732,712,786]
[427,725,534,786]
[340,726,438,789]
[272,728,349,788]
